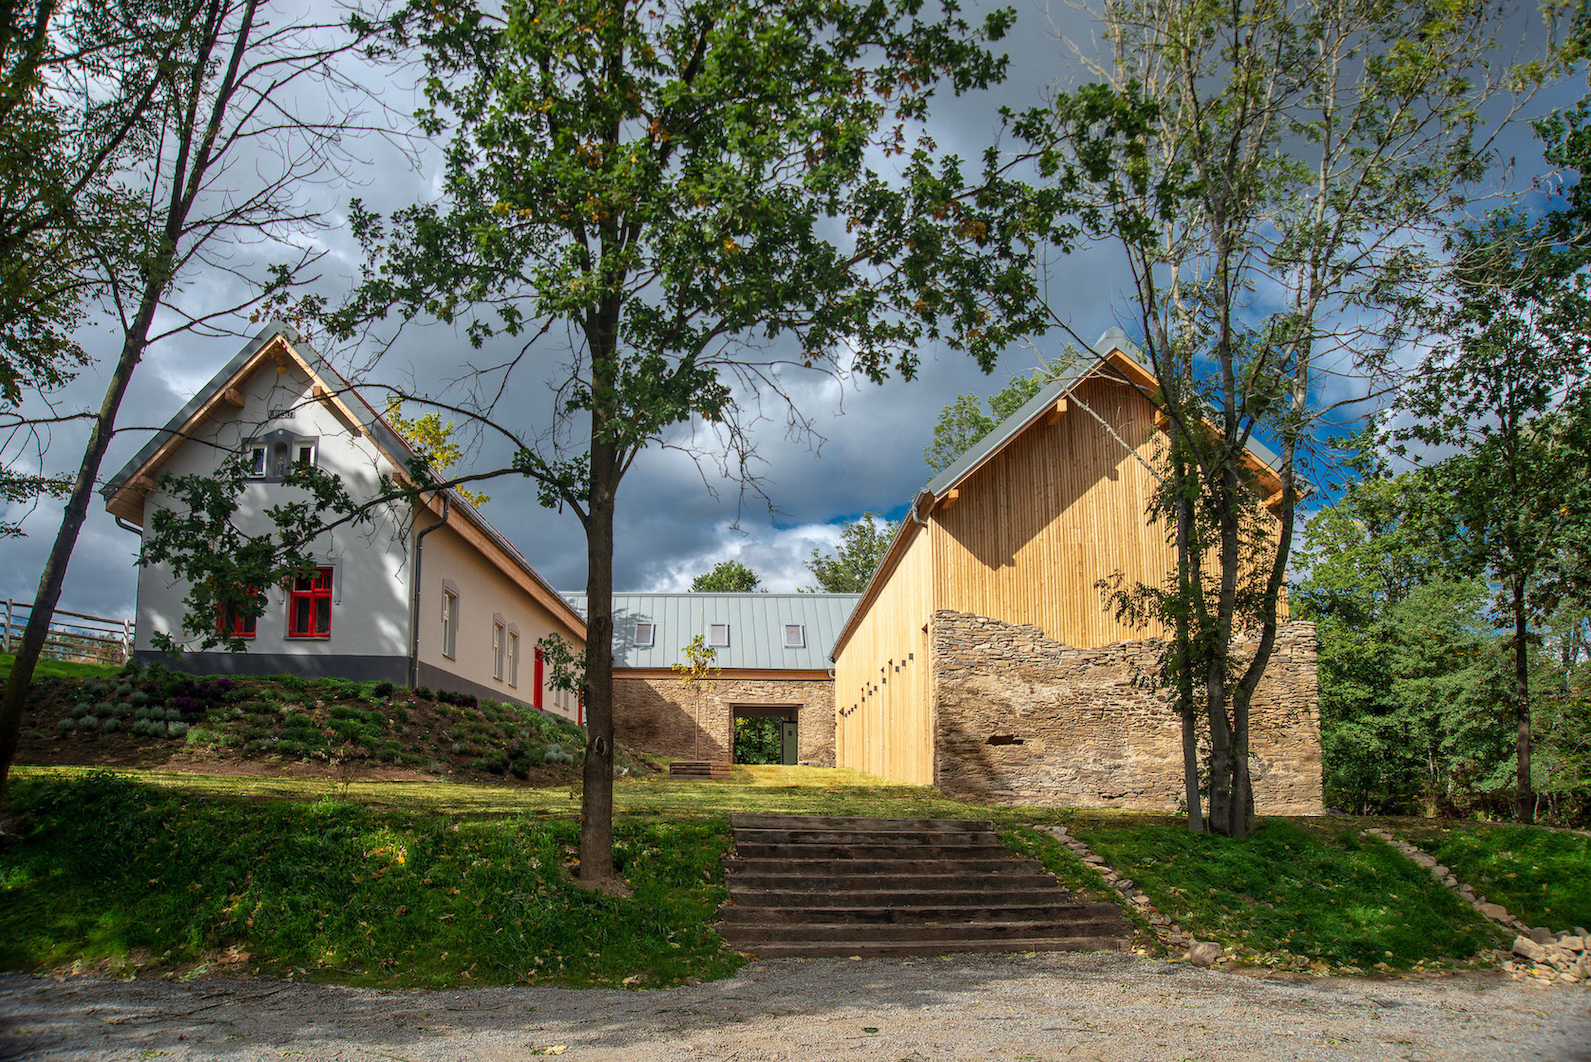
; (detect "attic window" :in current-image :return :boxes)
[634,621,656,647]
[783,624,805,649]
[708,623,730,647]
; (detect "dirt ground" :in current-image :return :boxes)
[3,952,1589,1062]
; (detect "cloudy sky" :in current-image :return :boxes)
[0,0,1569,621]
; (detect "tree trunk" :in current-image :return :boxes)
[0,290,163,808]
[1512,574,1533,824]
[578,405,619,882]
[1170,433,1203,832]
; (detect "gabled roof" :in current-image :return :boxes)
[562,591,860,671]
[102,322,587,639]
[828,328,1290,660]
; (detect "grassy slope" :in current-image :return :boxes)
[1406,826,1591,932]
[1078,821,1504,971]
[0,653,121,683]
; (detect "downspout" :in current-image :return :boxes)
[408,492,450,689]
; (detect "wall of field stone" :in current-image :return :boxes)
[611,675,836,766]
[931,610,1323,814]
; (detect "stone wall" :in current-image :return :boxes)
[931,611,1322,814]
[611,674,836,766]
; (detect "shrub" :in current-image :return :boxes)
[115,682,133,696]
[102,719,121,735]
[167,721,189,739]
[74,702,94,718]
[414,687,434,701]
[55,717,75,735]
[95,701,116,717]
[129,691,151,707]
[370,680,395,698]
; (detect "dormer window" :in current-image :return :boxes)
[634,621,656,647]
[784,624,806,649]
[709,623,729,647]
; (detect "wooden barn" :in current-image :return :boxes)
[830,329,1322,813]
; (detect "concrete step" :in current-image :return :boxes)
[719,901,1125,925]
[725,887,1080,908]
[734,936,1129,959]
[716,814,1133,959]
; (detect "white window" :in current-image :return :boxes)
[441,588,458,659]
[784,624,806,649]
[293,439,317,468]
[245,444,267,477]
[709,623,730,647]
[508,630,519,687]
[634,621,655,647]
[493,620,506,680]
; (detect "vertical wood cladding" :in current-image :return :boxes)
[835,527,935,783]
[932,376,1172,646]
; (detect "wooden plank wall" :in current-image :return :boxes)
[931,376,1175,647]
[834,525,935,784]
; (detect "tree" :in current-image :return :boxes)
[0,0,389,805]
[691,560,760,594]
[384,398,491,508]
[338,0,1060,882]
[1005,0,1520,836]
[670,632,718,761]
[923,359,1073,476]
[0,0,202,536]
[805,513,895,593]
[1395,215,1591,823]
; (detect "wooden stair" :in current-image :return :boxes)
[716,813,1132,959]
[669,761,733,779]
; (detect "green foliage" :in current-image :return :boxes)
[732,717,781,764]
[0,773,743,987]
[1081,822,1501,970]
[922,361,1068,476]
[1413,826,1591,931]
[689,561,760,593]
[804,514,897,593]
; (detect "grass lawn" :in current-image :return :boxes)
[0,652,122,683]
[1404,825,1591,932]
[1077,820,1505,971]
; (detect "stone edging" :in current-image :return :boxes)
[1363,827,1590,986]
[1031,825,1221,963]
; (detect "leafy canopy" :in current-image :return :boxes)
[805,513,896,593]
[691,560,760,593]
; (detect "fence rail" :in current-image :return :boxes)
[1,600,133,667]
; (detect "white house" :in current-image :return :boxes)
[101,323,587,719]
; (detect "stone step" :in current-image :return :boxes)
[732,827,1001,846]
[732,936,1129,959]
[731,813,993,833]
[715,813,1133,960]
[725,887,1078,908]
[719,901,1124,926]
[724,871,1060,893]
[670,761,733,779]
[731,842,1016,861]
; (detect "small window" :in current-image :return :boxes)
[287,567,333,638]
[492,621,506,680]
[441,588,458,659]
[784,624,805,649]
[507,630,519,688]
[634,621,656,647]
[293,439,317,468]
[217,588,261,639]
[708,623,729,647]
[245,445,267,478]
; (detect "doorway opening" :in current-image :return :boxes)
[733,706,799,765]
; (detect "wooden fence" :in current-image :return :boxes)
[1,600,133,667]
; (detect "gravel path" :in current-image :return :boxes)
[3,954,1589,1061]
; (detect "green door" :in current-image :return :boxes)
[780,721,798,765]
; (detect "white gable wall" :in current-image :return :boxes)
[131,358,414,669]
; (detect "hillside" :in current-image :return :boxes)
[9,658,626,785]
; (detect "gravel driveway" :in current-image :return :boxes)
[4,953,1588,1061]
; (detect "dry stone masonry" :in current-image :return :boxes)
[611,676,835,766]
[1031,824,1200,959]
[933,612,1322,813]
[1364,827,1590,986]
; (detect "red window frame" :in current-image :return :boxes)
[533,646,545,710]
[287,567,333,638]
[216,589,259,639]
